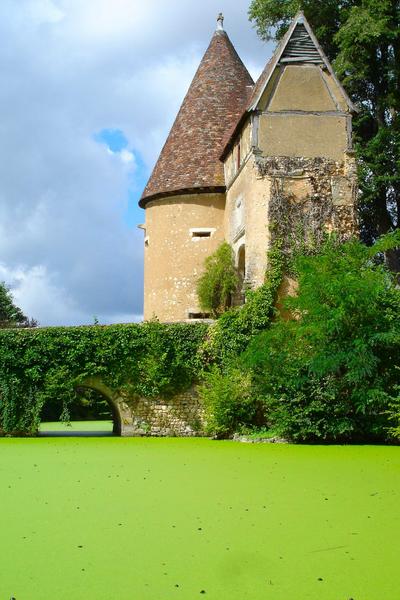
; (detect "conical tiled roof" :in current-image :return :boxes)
[140,26,254,207]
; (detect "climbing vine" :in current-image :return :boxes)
[196,242,239,317]
[202,239,285,363]
[0,321,208,435]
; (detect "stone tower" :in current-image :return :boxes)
[140,12,358,322]
[139,16,253,321]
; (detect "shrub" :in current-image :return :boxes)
[197,242,238,317]
[198,366,262,437]
[241,234,400,442]
[387,381,400,440]
[203,240,284,363]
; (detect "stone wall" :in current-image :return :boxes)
[224,155,271,291]
[257,154,358,254]
[81,377,205,437]
[122,387,205,437]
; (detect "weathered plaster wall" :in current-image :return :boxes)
[144,193,225,321]
[258,114,349,161]
[223,60,357,299]
[224,156,271,290]
[268,65,337,112]
[257,64,352,161]
[224,119,252,184]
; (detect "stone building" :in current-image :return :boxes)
[140,12,358,322]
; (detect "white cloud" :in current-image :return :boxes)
[119,149,135,164]
[0,263,79,325]
[27,0,65,25]
[0,1,272,325]
[107,147,136,166]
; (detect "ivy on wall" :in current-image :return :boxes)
[202,240,285,363]
[0,321,208,435]
[196,242,239,317]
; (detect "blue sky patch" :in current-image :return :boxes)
[94,128,129,152]
[94,128,148,227]
[126,151,148,227]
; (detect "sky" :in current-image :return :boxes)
[0,0,273,326]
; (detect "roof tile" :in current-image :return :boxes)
[140,29,253,207]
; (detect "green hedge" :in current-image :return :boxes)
[0,321,208,434]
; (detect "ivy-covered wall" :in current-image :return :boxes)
[258,155,358,255]
[0,321,208,436]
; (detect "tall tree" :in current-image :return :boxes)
[0,282,36,328]
[249,0,400,272]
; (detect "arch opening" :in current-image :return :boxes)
[232,244,246,306]
[237,244,246,281]
[39,378,123,437]
[75,383,122,436]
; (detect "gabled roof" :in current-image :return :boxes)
[248,12,356,112]
[140,24,254,207]
[221,11,357,160]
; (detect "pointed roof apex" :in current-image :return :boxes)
[216,13,224,32]
[140,24,254,207]
[248,11,357,112]
[296,10,305,22]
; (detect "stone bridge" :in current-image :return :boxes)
[78,377,205,437]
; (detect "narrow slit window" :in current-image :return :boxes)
[188,312,210,320]
[192,231,211,238]
[190,228,215,240]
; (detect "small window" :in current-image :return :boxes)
[190,228,216,240]
[192,231,211,238]
[144,237,149,247]
[188,312,210,320]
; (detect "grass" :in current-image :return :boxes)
[0,438,398,599]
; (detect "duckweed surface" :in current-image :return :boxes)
[0,438,399,600]
[40,421,113,433]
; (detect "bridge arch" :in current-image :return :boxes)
[75,377,134,436]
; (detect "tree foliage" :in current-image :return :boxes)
[241,233,400,442]
[0,282,36,328]
[196,242,239,318]
[248,0,400,272]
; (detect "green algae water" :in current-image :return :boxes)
[40,421,113,433]
[0,439,399,600]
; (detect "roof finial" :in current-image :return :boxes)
[216,13,224,31]
[297,10,305,24]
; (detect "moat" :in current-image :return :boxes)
[0,437,398,600]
